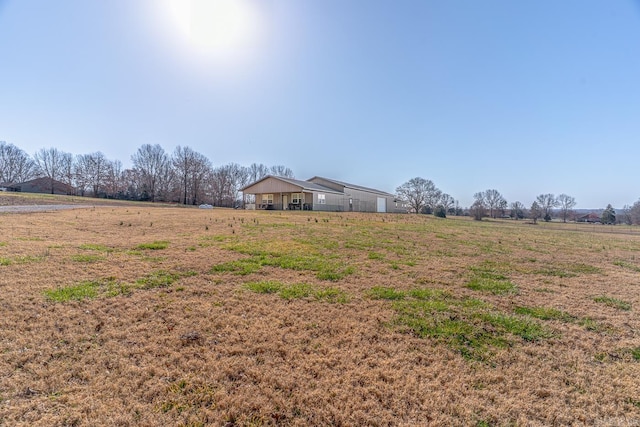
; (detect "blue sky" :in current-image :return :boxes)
[1,1,639,208]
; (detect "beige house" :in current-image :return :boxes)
[241,175,404,213]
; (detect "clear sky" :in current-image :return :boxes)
[1,0,639,208]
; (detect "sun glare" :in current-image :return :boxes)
[165,0,261,60]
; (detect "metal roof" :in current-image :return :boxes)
[241,175,343,195]
[307,176,395,197]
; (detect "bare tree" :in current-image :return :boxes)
[247,163,269,183]
[530,201,542,224]
[131,144,171,202]
[104,160,126,198]
[476,189,507,219]
[210,163,249,207]
[470,199,486,221]
[173,146,212,205]
[75,152,110,197]
[440,193,456,215]
[395,177,439,214]
[424,188,443,214]
[510,201,525,220]
[630,200,640,225]
[0,141,37,184]
[269,165,294,178]
[556,194,576,223]
[33,147,71,194]
[536,193,558,222]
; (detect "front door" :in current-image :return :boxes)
[283,195,288,210]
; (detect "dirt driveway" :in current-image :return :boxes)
[0,204,92,213]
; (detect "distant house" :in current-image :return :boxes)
[10,177,76,195]
[241,175,404,213]
[577,213,601,223]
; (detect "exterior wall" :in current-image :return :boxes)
[344,187,379,212]
[243,177,303,195]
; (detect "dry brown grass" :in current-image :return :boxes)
[1,202,639,426]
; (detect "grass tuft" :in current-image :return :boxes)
[593,295,631,311]
[245,280,283,294]
[136,241,170,250]
[135,270,181,289]
[514,306,575,322]
[245,281,349,303]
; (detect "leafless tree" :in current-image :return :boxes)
[33,147,72,194]
[103,160,126,198]
[75,152,110,196]
[440,193,456,215]
[172,146,212,205]
[269,165,294,178]
[247,163,269,183]
[131,144,171,202]
[395,177,439,214]
[530,201,542,224]
[470,199,486,221]
[510,201,525,220]
[536,193,558,222]
[556,194,576,223]
[210,163,249,207]
[476,189,507,219]
[630,200,640,225]
[0,141,37,184]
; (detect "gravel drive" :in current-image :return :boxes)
[0,204,92,213]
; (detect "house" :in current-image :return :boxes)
[10,177,76,195]
[240,175,404,213]
[577,213,601,223]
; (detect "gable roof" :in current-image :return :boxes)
[307,176,395,197]
[241,175,343,195]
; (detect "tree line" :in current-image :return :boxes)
[0,141,292,207]
[396,176,640,225]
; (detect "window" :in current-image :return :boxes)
[291,193,302,204]
[318,193,326,204]
[261,194,274,205]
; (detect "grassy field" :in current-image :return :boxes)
[0,197,639,426]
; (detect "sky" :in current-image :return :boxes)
[1,0,639,208]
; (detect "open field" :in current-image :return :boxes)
[1,201,639,426]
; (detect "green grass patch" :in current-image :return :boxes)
[212,251,354,281]
[514,306,576,322]
[245,281,349,303]
[368,251,384,260]
[211,258,262,275]
[44,278,130,302]
[367,286,406,300]
[466,277,516,295]
[631,347,640,361]
[135,270,181,289]
[314,287,349,304]
[0,258,11,266]
[593,295,631,311]
[136,241,169,250]
[379,287,552,361]
[45,281,100,302]
[279,283,314,300]
[245,280,282,294]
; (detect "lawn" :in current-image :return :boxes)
[0,201,639,425]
